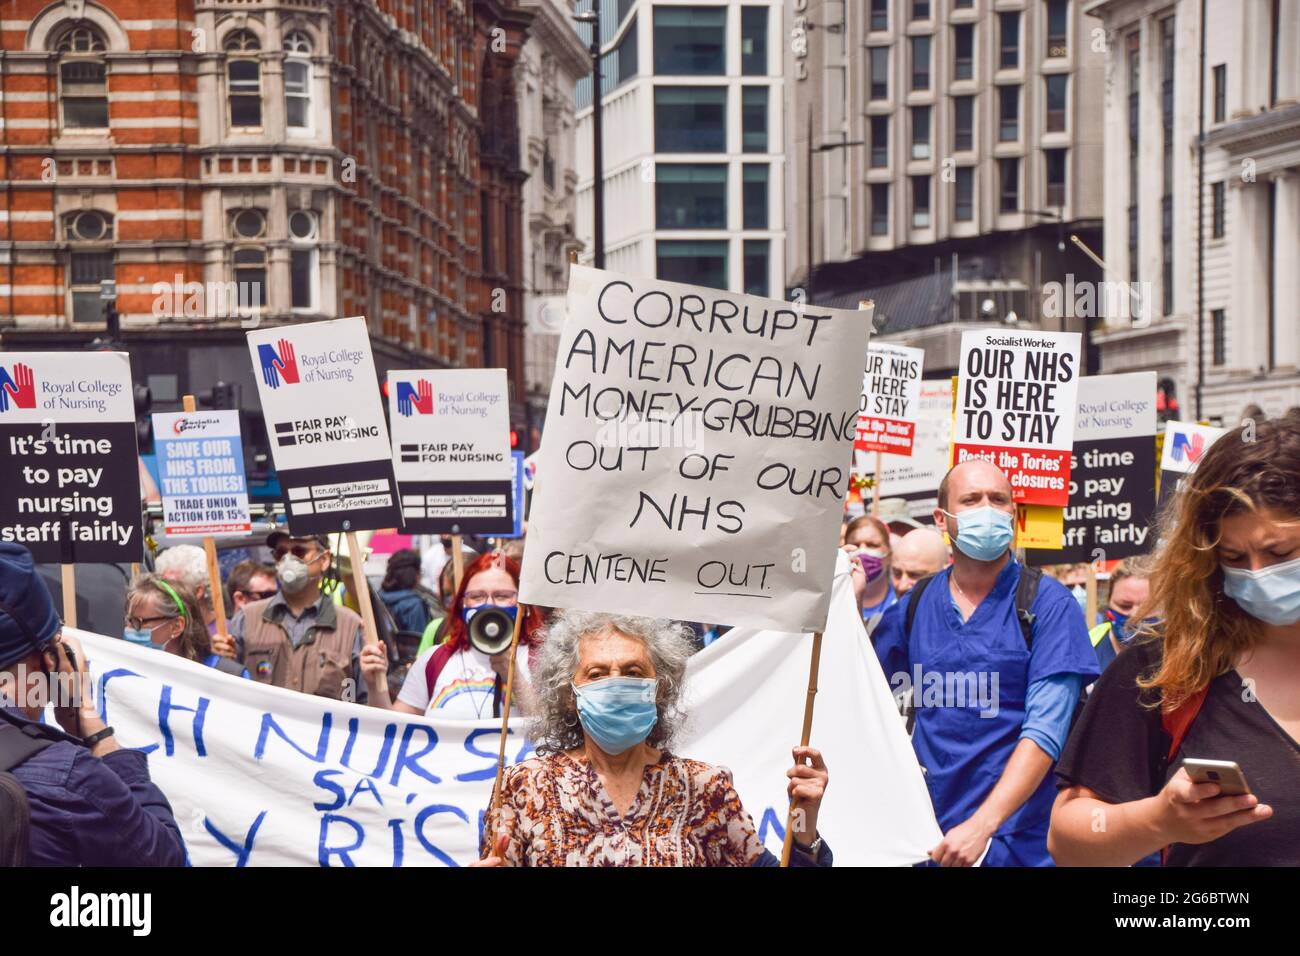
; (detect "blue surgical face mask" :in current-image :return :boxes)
[571,676,659,755]
[1071,584,1088,612]
[1221,555,1300,627]
[944,505,1015,562]
[123,627,154,647]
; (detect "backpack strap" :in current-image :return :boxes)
[903,573,938,640]
[1015,565,1043,650]
[424,641,457,698]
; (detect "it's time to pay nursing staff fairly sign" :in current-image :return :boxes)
[0,351,142,563]
[953,329,1081,507]
[520,266,873,634]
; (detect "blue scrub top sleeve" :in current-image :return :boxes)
[1019,672,1083,761]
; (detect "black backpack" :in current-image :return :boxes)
[0,714,58,867]
[902,566,1088,731]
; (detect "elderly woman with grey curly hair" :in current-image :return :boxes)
[474,610,832,867]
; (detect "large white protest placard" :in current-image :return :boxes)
[856,344,924,456]
[64,553,937,866]
[387,369,514,535]
[152,410,252,537]
[954,329,1081,507]
[0,352,142,563]
[1024,372,1157,565]
[247,318,402,534]
[519,265,873,633]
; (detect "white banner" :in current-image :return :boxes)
[520,265,873,633]
[66,554,938,866]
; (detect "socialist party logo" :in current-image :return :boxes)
[1170,430,1207,464]
[396,379,434,417]
[0,363,36,412]
[257,339,299,389]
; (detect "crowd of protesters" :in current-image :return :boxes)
[2,415,1296,867]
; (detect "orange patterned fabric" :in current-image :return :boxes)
[482,750,769,867]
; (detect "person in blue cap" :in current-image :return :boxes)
[873,459,1100,866]
[0,542,186,866]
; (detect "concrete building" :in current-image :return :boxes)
[516,0,587,447]
[573,0,785,295]
[0,0,535,460]
[1085,0,1299,425]
[786,0,1106,376]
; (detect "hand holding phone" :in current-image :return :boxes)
[1182,758,1252,797]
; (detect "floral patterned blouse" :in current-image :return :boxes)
[483,750,771,867]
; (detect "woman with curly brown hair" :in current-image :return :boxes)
[1048,418,1299,866]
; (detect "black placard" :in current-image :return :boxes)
[0,422,143,563]
[1025,434,1156,566]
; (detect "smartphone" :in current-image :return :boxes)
[1182,758,1252,797]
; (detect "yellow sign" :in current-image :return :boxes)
[1016,504,1064,550]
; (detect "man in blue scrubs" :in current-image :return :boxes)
[874,460,1099,866]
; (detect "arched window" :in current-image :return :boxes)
[62,210,114,323]
[288,209,318,311]
[53,23,109,130]
[283,31,313,131]
[229,207,267,309]
[225,30,262,129]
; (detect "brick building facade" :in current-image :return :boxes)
[1,0,533,440]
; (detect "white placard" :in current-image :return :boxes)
[153,410,252,537]
[519,266,872,633]
[388,369,511,482]
[246,317,402,533]
[954,329,1081,507]
[1159,420,1228,474]
[856,343,924,456]
[855,378,953,500]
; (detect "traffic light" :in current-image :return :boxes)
[1157,377,1179,423]
[134,383,153,453]
[198,381,237,410]
[509,429,519,449]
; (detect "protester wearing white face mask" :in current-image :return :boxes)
[1051,418,1299,867]
[228,531,366,699]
